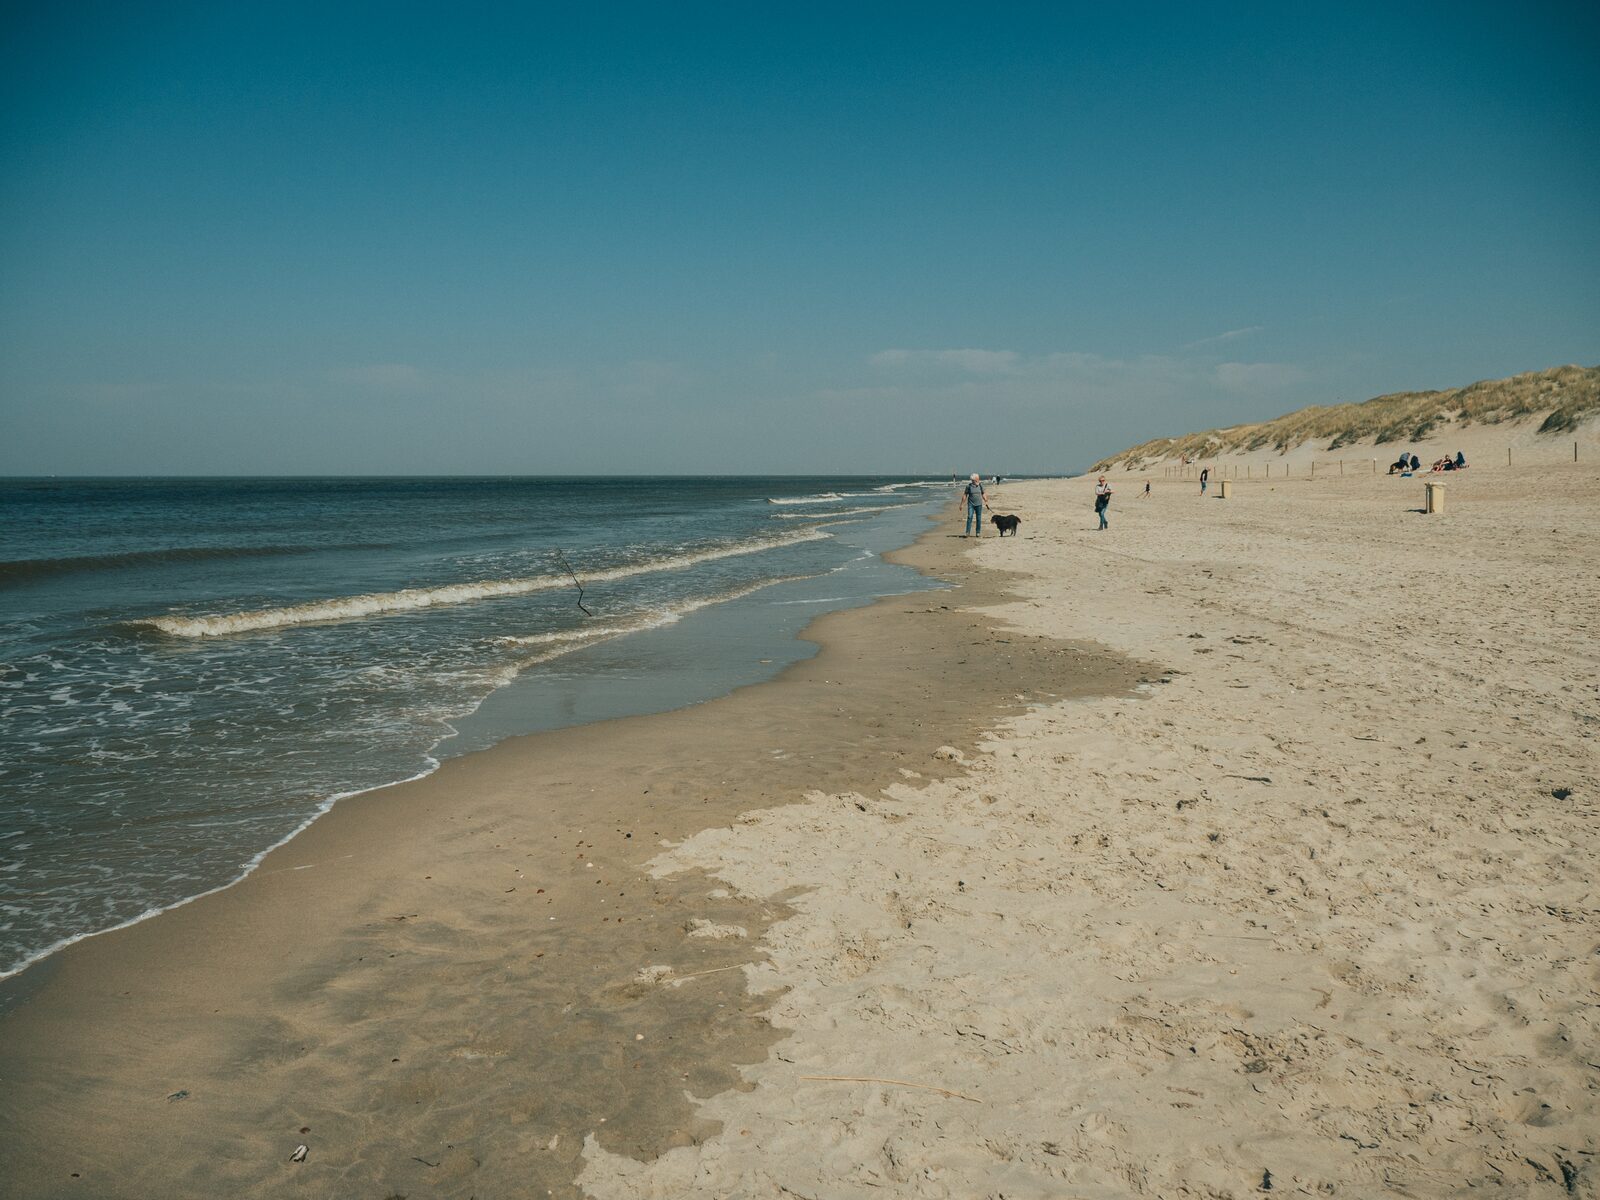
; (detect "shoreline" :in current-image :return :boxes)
[0,495,942,985]
[0,498,1145,1199]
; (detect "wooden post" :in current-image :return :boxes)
[1507,447,1511,466]
[1339,459,1344,476]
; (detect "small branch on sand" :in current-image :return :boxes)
[555,549,594,617]
[799,1074,980,1103]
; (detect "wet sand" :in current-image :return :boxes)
[0,513,1144,1199]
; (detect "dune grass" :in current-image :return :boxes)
[1092,365,1600,471]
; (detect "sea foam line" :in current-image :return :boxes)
[494,575,811,663]
[131,531,830,638]
[0,571,815,979]
[771,505,892,520]
[765,492,874,505]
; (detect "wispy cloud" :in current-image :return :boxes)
[870,348,1021,373]
[1215,361,1306,392]
[841,345,1313,419]
[1183,325,1264,350]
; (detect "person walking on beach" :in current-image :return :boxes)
[961,473,988,537]
[1143,480,1151,499]
[1200,466,1209,496]
[1094,476,1112,530]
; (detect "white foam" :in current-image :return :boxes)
[765,492,873,505]
[495,576,809,663]
[771,505,891,519]
[133,531,830,638]
[0,569,823,979]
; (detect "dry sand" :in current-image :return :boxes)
[580,457,1599,1198]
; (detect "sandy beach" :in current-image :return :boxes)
[3,450,1597,1198]
[580,453,1598,1197]
[0,517,1141,1199]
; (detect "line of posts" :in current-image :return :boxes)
[1154,441,1579,480]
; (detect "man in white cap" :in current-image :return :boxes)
[961,473,988,536]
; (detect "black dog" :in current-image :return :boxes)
[990,513,1021,537]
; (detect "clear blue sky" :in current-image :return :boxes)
[3,1,1596,474]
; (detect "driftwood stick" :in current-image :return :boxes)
[799,1074,980,1103]
[554,548,594,616]
[671,964,746,982]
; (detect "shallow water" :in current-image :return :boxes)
[0,476,950,976]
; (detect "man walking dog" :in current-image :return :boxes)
[961,473,988,536]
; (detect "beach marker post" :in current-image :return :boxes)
[1219,479,1232,499]
[1424,481,1445,514]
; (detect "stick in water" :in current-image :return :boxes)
[799,1074,981,1103]
[554,548,594,617]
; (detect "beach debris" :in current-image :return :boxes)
[686,918,747,940]
[799,1074,980,1104]
[553,548,594,616]
[634,964,675,984]
[1259,1167,1272,1190]
[290,1144,308,1163]
[165,1089,189,1102]
[1552,787,1573,800]
[932,745,965,763]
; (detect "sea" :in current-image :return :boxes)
[0,476,954,979]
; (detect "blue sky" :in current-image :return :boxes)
[3,1,1596,474]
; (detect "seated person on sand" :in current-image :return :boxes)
[1454,451,1466,468]
[1432,458,1449,472]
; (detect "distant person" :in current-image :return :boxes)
[1454,451,1466,468]
[1410,454,1421,471]
[1094,476,1112,530]
[961,473,988,537]
[1143,480,1151,498]
[1200,467,1209,496]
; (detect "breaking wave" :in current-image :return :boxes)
[494,576,811,664]
[770,505,891,519]
[131,532,830,639]
[765,492,872,505]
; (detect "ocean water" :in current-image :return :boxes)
[0,476,950,978]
